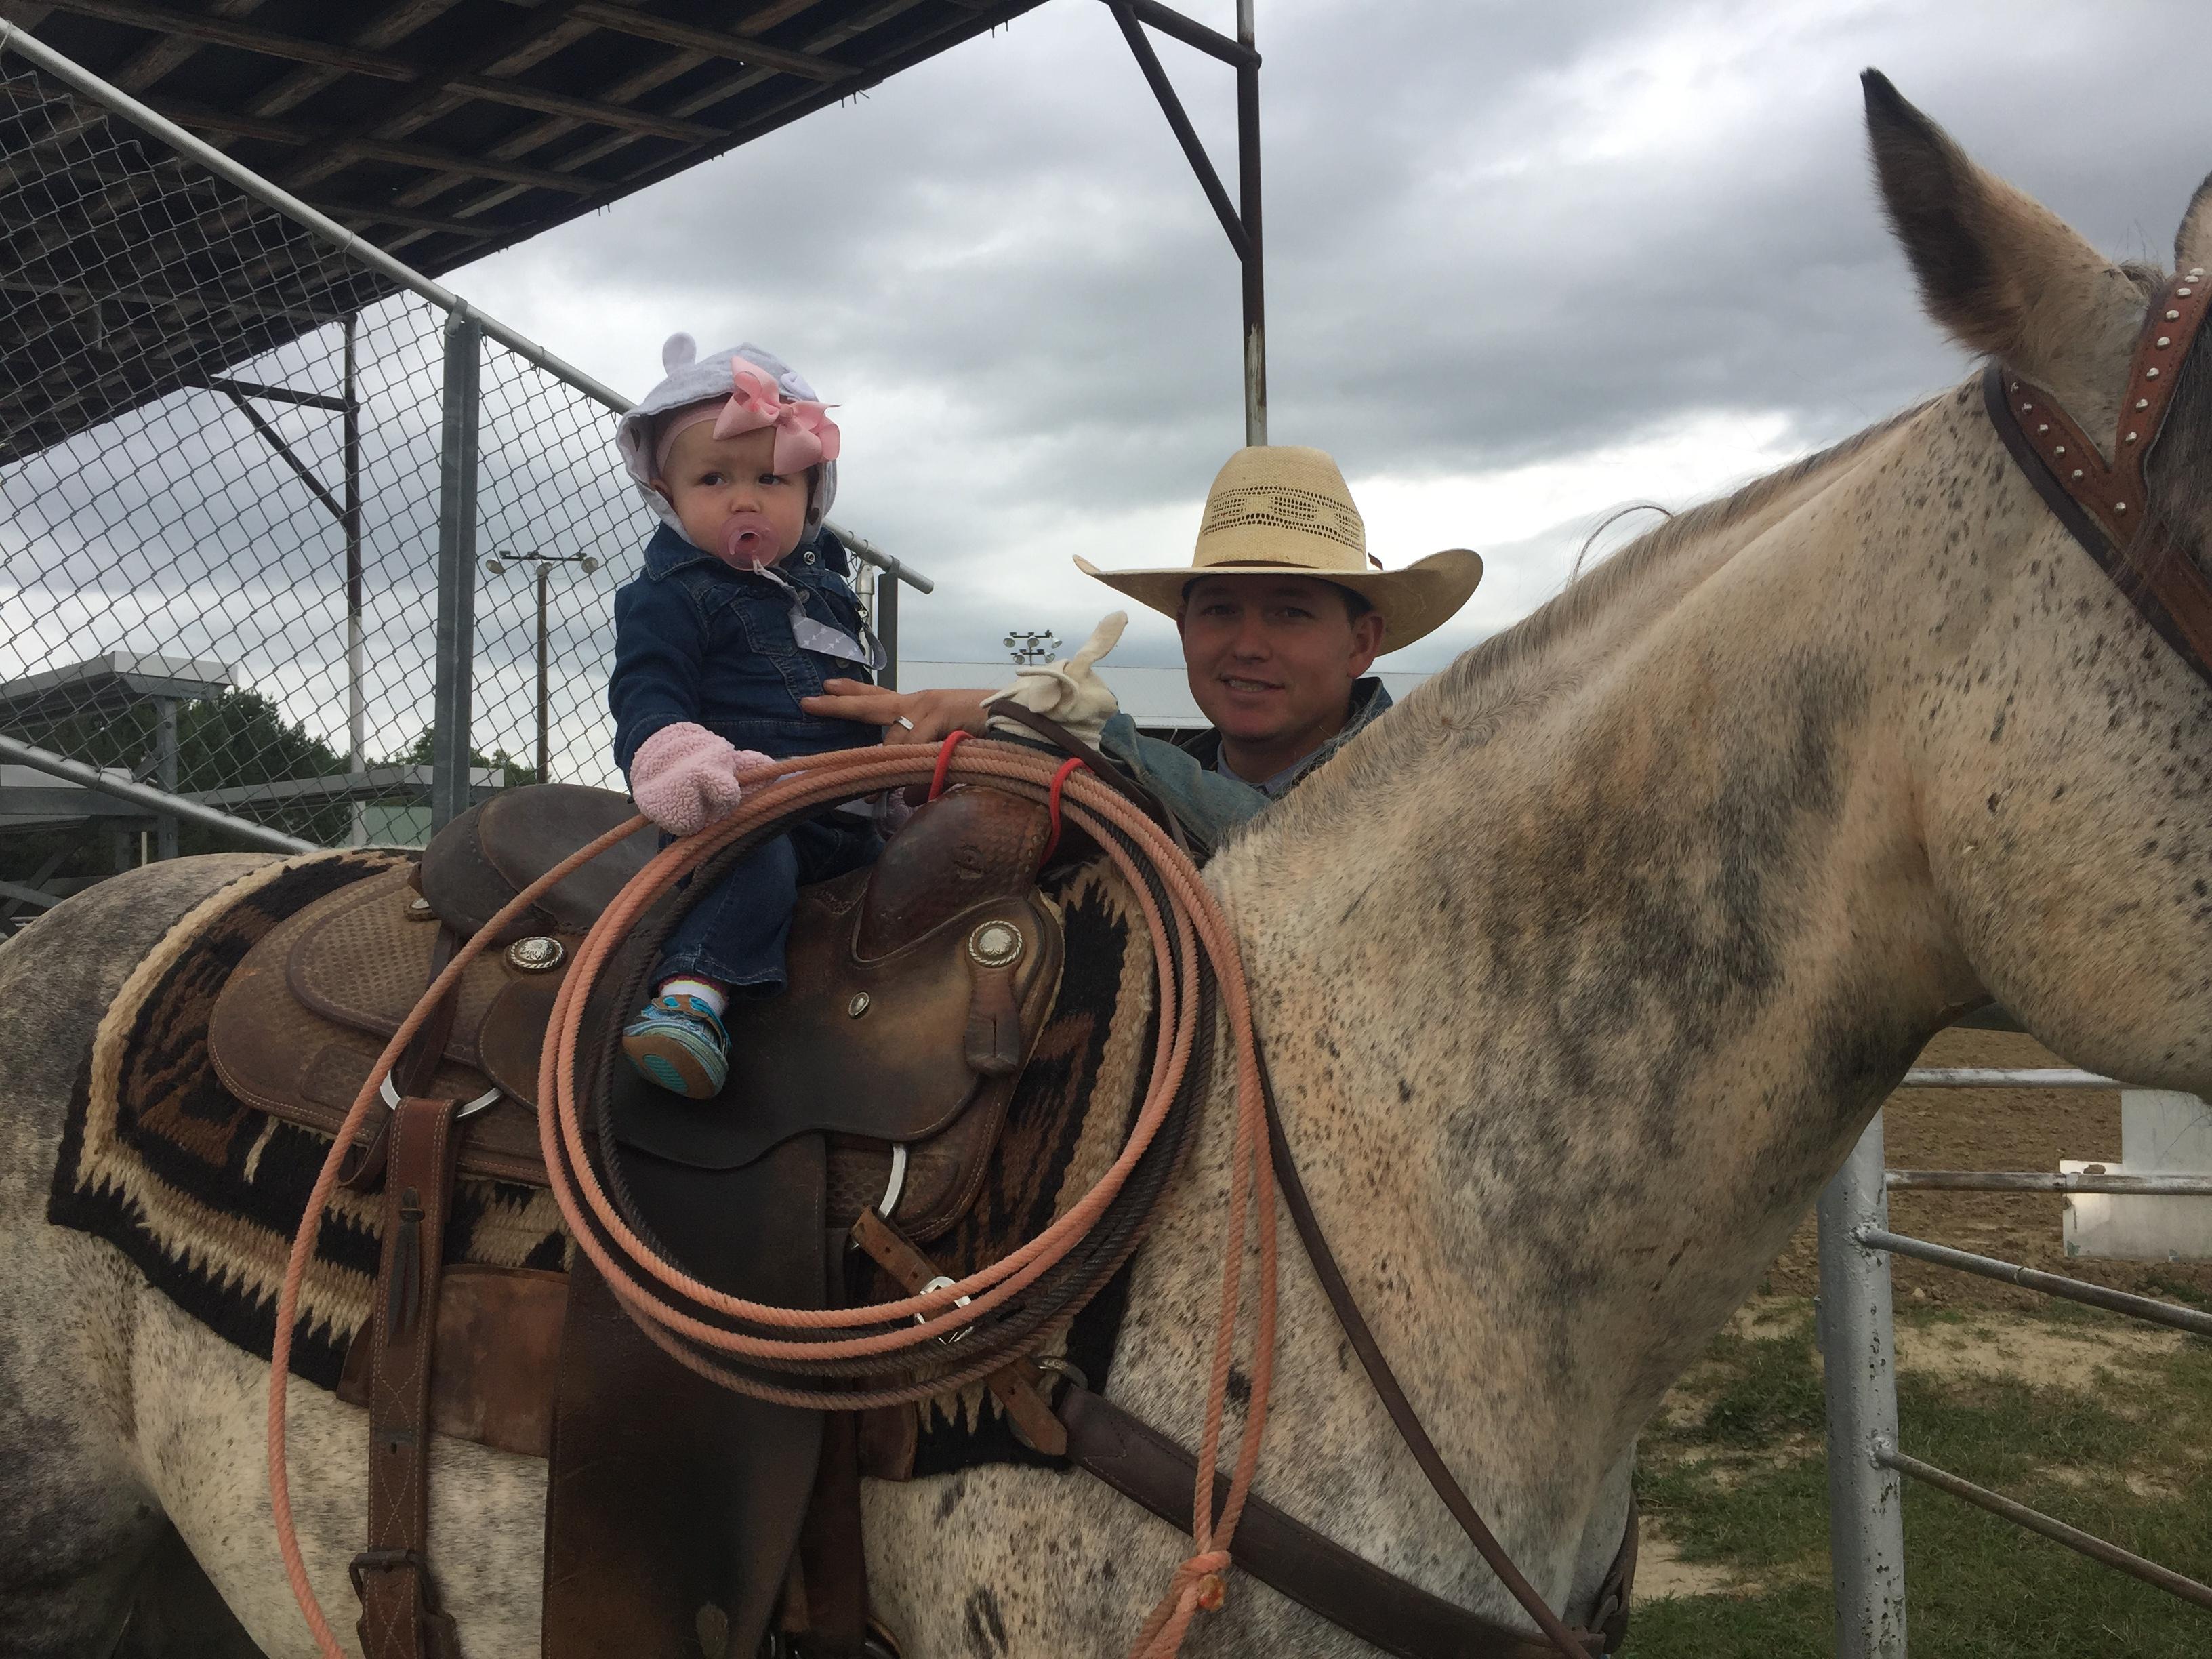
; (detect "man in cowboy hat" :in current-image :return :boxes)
[802,446,1481,848]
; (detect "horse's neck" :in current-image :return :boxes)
[1184,401,1984,1601]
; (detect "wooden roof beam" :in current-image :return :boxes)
[386,37,721,212]
[375,0,853,224]
[560,2,850,82]
[312,195,502,240]
[30,1,726,141]
[148,97,602,194]
[226,0,463,121]
[105,0,268,95]
[0,272,338,327]
[388,0,912,232]
[0,98,107,192]
[264,2,599,194]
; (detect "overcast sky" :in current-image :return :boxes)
[441,1,2212,674]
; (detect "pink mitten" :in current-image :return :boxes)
[628,723,770,836]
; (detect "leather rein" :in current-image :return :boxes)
[1982,266,2212,684]
[998,710,1627,1658]
[1217,266,2212,1659]
[1097,263,2212,1659]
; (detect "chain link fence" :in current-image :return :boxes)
[0,45,681,912]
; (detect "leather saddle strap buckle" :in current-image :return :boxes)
[342,925,464,1193]
[848,1209,1068,1456]
[354,1094,466,1659]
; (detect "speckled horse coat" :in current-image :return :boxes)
[10,77,2212,1659]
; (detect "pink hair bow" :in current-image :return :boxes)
[712,361,841,474]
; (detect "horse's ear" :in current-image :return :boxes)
[1864,70,2128,390]
[2175,172,2212,278]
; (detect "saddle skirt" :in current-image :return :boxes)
[207,782,1067,1240]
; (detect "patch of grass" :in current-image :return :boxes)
[1637,1456,1828,1571]
[1662,1312,1826,1448]
[1618,1580,1834,1658]
[1622,1305,2212,1659]
[2142,1269,2212,1310]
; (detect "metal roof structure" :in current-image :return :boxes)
[1,0,1266,860]
[0,649,234,724]
[0,0,1048,462]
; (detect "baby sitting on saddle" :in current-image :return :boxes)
[608,335,886,1099]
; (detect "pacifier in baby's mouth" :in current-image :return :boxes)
[718,512,781,568]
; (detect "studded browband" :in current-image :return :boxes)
[1982,268,2212,684]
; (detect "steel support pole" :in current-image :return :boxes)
[344,310,365,773]
[0,734,314,853]
[1818,1112,1908,1659]
[431,312,481,830]
[152,694,178,859]
[1236,0,1265,446]
[536,562,551,784]
[877,569,899,692]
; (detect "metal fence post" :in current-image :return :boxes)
[877,569,899,691]
[1818,1111,1908,1658]
[152,693,178,859]
[431,310,482,830]
[1236,0,1265,446]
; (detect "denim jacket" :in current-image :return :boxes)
[1096,678,1393,856]
[609,523,879,775]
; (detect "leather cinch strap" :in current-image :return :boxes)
[354,1094,466,1659]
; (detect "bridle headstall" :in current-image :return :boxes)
[1982,268,2212,685]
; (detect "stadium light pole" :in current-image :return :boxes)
[484,551,599,783]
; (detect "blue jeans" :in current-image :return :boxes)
[657,818,880,996]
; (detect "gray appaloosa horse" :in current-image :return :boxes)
[9,74,2212,1658]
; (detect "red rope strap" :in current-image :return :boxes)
[927,729,970,800]
[1040,754,1087,865]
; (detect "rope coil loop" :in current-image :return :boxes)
[267,739,1279,1659]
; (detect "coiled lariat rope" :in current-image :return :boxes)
[267,738,1278,1659]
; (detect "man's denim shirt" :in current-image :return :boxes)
[1097,677,1393,856]
[609,523,879,775]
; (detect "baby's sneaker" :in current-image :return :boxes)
[621,991,729,1099]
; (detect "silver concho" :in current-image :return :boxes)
[967,920,1024,968]
[506,935,565,972]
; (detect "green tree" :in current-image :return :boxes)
[3,689,352,882]
[383,727,540,788]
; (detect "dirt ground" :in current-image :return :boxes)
[1764,1026,2212,1313]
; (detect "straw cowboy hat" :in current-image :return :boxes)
[1075,446,1482,655]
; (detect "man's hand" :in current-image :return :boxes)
[802,680,994,745]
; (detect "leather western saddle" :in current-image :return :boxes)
[211,781,1069,1659]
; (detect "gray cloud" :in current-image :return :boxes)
[29,2,2212,737]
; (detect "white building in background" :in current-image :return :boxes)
[896,661,1436,745]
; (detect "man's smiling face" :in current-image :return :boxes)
[1177,574,1385,776]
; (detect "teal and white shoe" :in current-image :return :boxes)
[621,992,729,1099]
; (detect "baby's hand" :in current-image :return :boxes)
[628,723,769,836]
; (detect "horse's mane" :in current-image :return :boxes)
[1426,402,1931,705]
[1240,400,1936,843]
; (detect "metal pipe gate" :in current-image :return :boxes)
[1818,1069,2212,1655]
